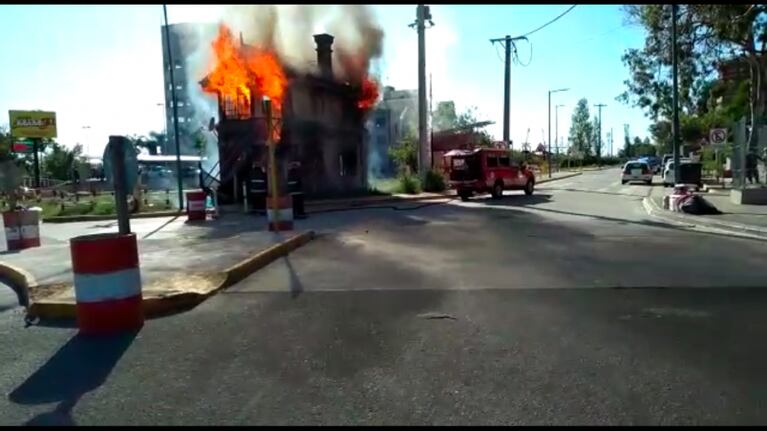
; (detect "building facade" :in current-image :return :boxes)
[204,33,372,202]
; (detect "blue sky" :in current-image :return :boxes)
[0,4,651,157]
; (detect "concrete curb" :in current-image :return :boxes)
[642,196,767,241]
[25,230,316,322]
[0,260,37,308]
[44,210,183,224]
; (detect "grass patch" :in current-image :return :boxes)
[368,178,399,195]
[2,191,176,219]
[395,174,422,194]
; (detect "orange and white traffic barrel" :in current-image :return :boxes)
[2,211,22,251]
[186,190,207,222]
[70,233,143,334]
[266,195,293,231]
[19,209,40,249]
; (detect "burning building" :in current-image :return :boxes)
[199,25,378,202]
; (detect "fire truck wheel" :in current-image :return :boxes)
[491,181,503,199]
[524,180,535,196]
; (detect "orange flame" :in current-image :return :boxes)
[358,76,379,110]
[202,24,287,135]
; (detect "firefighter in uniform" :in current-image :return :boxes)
[249,161,268,215]
[288,161,306,219]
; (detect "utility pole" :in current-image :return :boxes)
[411,5,434,175]
[163,4,184,210]
[503,35,511,148]
[429,72,433,165]
[671,3,681,182]
[490,35,526,150]
[609,127,614,157]
[594,103,607,163]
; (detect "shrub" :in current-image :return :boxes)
[396,173,421,194]
[421,169,446,192]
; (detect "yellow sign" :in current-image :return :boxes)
[8,110,57,138]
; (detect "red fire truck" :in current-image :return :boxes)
[443,148,536,201]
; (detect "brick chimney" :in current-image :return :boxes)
[313,33,334,79]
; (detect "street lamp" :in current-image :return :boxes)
[82,126,91,157]
[555,104,565,157]
[548,87,569,178]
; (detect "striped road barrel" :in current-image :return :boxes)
[2,211,22,251]
[186,190,207,222]
[19,209,41,249]
[266,195,293,231]
[70,233,144,334]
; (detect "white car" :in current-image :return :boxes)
[621,161,653,185]
[662,158,692,187]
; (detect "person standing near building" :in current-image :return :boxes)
[249,161,267,215]
[288,161,305,219]
[745,150,762,185]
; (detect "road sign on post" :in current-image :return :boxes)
[710,128,727,145]
[103,138,138,192]
[104,136,136,234]
[11,139,34,153]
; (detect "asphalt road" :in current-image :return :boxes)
[2,168,767,425]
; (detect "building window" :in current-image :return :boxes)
[222,93,250,120]
[339,150,358,177]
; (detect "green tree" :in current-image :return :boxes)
[622,125,632,158]
[129,133,160,156]
[42,142,83,181]
[432,101,457,132]
[591,115,602,157]
[0,127,14,163]
[619,4,767,148]
[432,102,493,146]
[388,126,417,175]
[569,98,593,157]
[650,120,673,155]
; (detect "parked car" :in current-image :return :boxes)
[662,158,696,187]
[444,148,536,201]
[621,160,653,185]
[639,156,662,174]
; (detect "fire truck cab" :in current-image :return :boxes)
[444,148,536,201]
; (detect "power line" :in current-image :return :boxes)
[516,5,577,39]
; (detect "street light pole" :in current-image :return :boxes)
[163,4,184,210]
[555,104,564,158]
[81,126,91,157]
[547,88,569,178]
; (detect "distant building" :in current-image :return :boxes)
[367,86,418,177]
[161,22,218,155]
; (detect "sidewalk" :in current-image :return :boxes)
[644,185,767,239]
[0,213,315,319]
